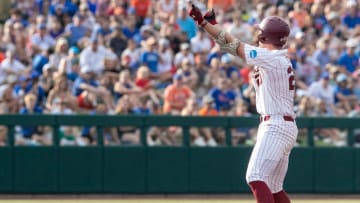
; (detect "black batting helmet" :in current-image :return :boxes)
[256,16,290,47]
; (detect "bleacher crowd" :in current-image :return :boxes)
[0,0,360,146]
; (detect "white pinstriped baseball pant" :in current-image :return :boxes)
[245,115,298,193]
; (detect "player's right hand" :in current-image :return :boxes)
[188,4,204,25]
[204,9,217,25]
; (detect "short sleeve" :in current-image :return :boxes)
[244,44,285,68]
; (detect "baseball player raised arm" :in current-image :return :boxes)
[189,5,298,203]
[188,6,246,57]
[188,5,289,68]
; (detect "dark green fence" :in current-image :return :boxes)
[0,115,359,194]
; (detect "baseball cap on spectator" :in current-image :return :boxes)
[180,43,190,51]
[140,25,154,34]
[57,38,68,46]
[336,73,347,83]
[55,4,64,10]
[127,7,136,15]
[76,14,86,20]
[346,38,358,48]
[143,37,157,47]
[326,12,339,21]
[144,18,152,25]
[18,75,29,82]
[5,49,15,57]
[327,64,339,74]
[203,95,214,104]
[346,0,357,7]
[37,23,47,30]
[221,54,231,64]
[278,5,288,12]
[69,46,80,54]
[173,73,183,80]
[5,75,17,84]
[295,31,305,40]
[159,38,169,47]
[81,65,94,74]
[321,72,330,80]
[90,37,98,43]
[323,26,334,35]
[79,3,89,11]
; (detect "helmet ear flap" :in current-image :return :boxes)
[258,33,266,43]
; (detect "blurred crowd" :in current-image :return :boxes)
[0,0,360,146]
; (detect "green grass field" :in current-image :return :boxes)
[0,199,359,203]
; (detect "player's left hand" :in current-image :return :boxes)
[188,4,204,25]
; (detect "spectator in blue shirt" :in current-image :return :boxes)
[334,73,358,113]
[206,45,222,66]
[311,4,327,35]
[87,0,98,14]
[35,0,45,15]
[49,18,65,39]
[19,93,43,115]
[72,67,99,97]
[73,66,114,110]
[64,15,89,46]
[312,38,331,70]
[64,0,79,16]
[220,54,239,79]
[49,3,64,16]
[323,12,344,38]
[13,75,45,107]
[177,7,197,39]
[133,97,152,115]
[94,16,113,39]
[14,76,32,98]
[32,49,51,74]
[122,18,140,39]
[208,78,236,112]
[29,73,47,106]
[342,1,360,29]
[140,37,160,74]
[337,38,359,74]
[6,8,29,28]
[19,93,46,145]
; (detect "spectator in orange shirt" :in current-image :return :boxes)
[163,73,194,114]
[208,0,235,12]
[198,95,218,116]
[130,0,151,20]
[288,1,311,29]
[194,95,218,146]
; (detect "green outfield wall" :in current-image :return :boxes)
[0,115,359,194]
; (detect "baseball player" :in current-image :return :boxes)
[189,5,298,203]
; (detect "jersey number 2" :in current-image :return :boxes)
[254,68,262,86]
[288,67,295,90]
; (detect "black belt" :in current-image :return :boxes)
[259,115,294,122]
